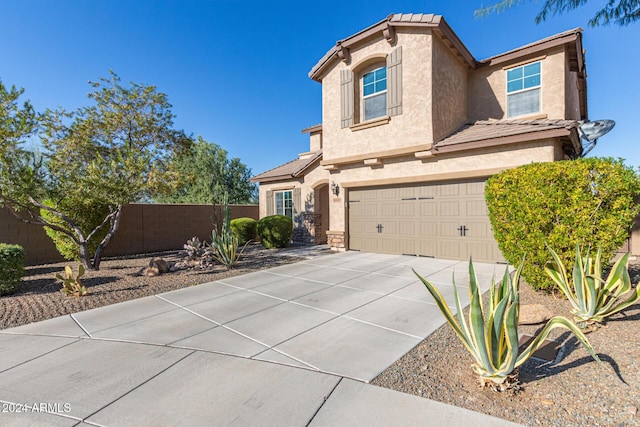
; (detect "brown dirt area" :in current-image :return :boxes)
[2,248,639,426]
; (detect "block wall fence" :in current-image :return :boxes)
[1,203,639,265]
[0,204,258,265]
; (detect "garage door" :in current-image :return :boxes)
[347,180,503,263]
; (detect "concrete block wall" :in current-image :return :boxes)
[0,209,61,265]
[0,204,258,265]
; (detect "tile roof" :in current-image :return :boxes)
[389,13,440,24]
[251,150,322,183]
[434,119,579,151]
[309,13,471,81]
[309,13,583,85]
[478,28,582,65]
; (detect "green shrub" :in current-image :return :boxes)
[230,217,257,245]
[485,157,640,291]
[257,215,293,249]
[0,243,25,296]
[40,199,111,261]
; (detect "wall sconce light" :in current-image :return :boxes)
[331,181,340,197]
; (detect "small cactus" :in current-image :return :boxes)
[184,236,206,260]
[56,265,88,297]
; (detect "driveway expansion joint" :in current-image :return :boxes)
[305,377,344,426]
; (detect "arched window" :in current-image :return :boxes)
[340,47,403,128]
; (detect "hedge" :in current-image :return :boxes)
[485,157,640,291]
[0,243,25,296]
[230,217,257,245]
[257,215,293,249]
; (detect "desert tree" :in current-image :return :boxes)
[0,72,192,270]
[154,136,257,205]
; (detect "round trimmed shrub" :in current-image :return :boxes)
[40,199,111,261]
[0,243,25,296]
[257,215,293,249]
[230,217,257,245]
[485,157,640,292]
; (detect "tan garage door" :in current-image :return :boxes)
[348,180,503,263]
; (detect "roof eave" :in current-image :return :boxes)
[309,14,477,82]
[301,124,322,134]
[292,151,323,176]
[478,28,583,68]
[250,151,323,184]
[250,174,294,184]
[434,127,581,157]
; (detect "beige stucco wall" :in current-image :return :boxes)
[309,131,322,152]
[468,46,569,121]
[564,57,582,120]
[321,28,434,162]
[327,140,559,235]
[432,35,468,142]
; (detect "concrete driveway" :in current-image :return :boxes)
[0,250,520,426]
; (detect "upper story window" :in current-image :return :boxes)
[506,61,541,118]
[339,46,402,129]
[274,190,293,218]
[362,66,387,121]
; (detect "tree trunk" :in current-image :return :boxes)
[77,240,95,271]
[92,205,124,270]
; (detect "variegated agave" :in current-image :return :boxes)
[545,245,640,326]
[207,192,247,270]
[414,259,600,391]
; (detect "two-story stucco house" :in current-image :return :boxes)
[251,13,587,263]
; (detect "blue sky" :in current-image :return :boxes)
[2,0,639,176]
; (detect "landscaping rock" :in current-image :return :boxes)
[144,258,170,276]
[519,304,553,325]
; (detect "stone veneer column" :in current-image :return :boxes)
[326,231,346,251]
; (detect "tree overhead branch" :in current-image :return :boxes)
[475,0,640,27]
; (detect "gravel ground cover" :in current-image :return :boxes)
[0,244,304,330]
[2,248,639,426]
[373,264,640,427]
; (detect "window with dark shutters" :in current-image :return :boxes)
[293,187,302,225]
[266,190,274,216]
[339,46,402,128]
[340,69,354,128]
[387,46,402,117]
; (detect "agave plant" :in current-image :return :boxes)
[56,264,88,297]
[545,245,640,325]
[207,192,247,269]
[414,259,600,390]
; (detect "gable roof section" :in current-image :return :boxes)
[477,27,587,120]
[478,28,583,69]
[309,14,586,109]
[309,13,475,82]
[434,119,582,157]
[251,150,323,183]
